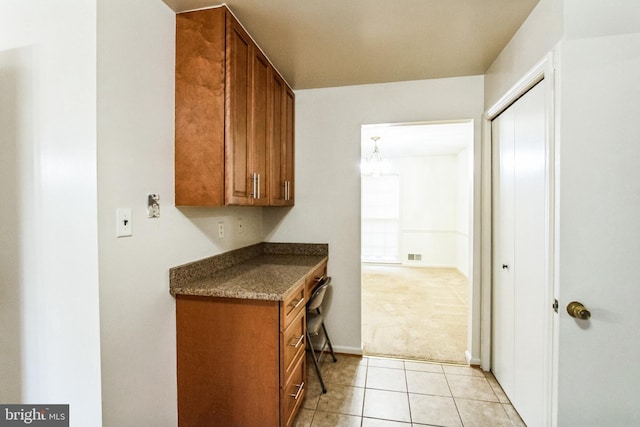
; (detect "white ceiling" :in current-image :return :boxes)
[162,0,539,89]
[361,121,473,159]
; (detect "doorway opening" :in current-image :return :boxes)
[360,120,474,365]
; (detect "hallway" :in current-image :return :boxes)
[294,355,525,426]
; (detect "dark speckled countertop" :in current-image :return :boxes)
[169,243,328,301]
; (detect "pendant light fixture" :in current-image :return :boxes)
[361,136,392,176]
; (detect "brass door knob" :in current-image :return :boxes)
[567,301,591,320]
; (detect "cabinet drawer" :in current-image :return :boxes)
[281,282,305,330]
[280,307,305,384]
[281,352,305,427]
[305,262,327,299]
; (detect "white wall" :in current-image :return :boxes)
[96,1,265,425]
[563,0,640,40]
[484,0,564,109]
[0,1,103,425]
[264,76,484,355]
[395,153,470,275]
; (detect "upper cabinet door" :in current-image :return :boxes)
[269,71,286,206]
[250,47,270,206]
[284,86,295,205]
[225,14,252,205]
[269,73,295,206]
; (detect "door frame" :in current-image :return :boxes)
[480,52,557,426]
[360,120,476,363]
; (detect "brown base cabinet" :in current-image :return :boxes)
[176,282,307,427]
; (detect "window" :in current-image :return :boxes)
[361,175,400,263]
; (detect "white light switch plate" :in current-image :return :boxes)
[116,208,132,237]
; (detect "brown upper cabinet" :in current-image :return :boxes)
[269,79,295,206]
[175,6,295,207]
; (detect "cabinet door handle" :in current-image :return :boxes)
[257,173,261,199]
[289,297,304,310]
[290,382,305,400]
[289,335,304,348]
[251,172,257,198]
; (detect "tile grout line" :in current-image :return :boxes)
[402,361,414,426]
[360,357,369,424]
[443,368,466,427]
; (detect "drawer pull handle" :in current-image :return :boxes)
[290,382,305,400]
[289,335,304,348]
[289,297,304,310]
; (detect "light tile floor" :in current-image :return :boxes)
[294,354,526,427]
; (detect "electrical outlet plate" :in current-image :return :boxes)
[218,222,224,238]
[116,208,132,237]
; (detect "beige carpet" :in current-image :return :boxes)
[362,265,468,365]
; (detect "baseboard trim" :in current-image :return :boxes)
[333,345,363,356]
[465,350,481,367]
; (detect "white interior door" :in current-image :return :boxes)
[491,102,515,398]
[555,34,640,426]
[492,79,549,427]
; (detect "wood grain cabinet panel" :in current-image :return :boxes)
[280,308,306,384]
[175,8,226,206]
[269,71,286,205]
[175,6,294,207]
[176,296,281,427]
[176,280,309,427]
[247,47,270,205]
[281,353,306,427]
[281,280,305,329]
[305,262,327,300]
[269,73,295,206]
[225,16,252,205]
[283,86,295,204]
